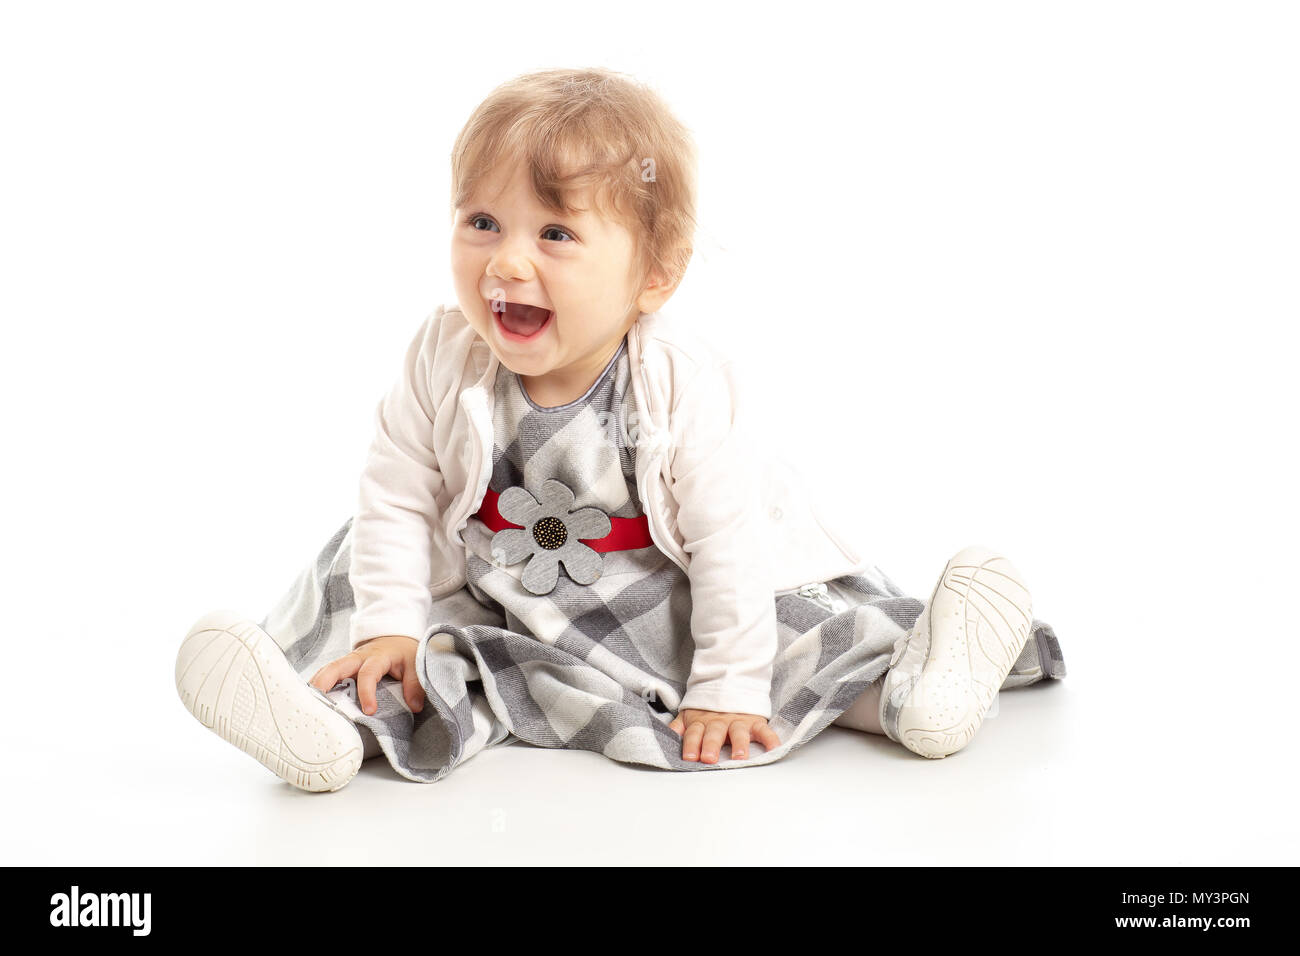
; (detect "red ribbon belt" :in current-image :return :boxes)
[473,487,654,552]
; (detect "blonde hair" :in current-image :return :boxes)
[450,67,699,294]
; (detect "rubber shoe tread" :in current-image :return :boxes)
[878,546,1032,759]
[175,609,363,791]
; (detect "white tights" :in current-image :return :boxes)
[830,678,885,735]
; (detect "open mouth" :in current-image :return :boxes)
[491,300,554,340]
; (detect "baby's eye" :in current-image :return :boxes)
[463,215,574,242]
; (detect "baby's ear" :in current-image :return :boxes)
[637,267,684,314]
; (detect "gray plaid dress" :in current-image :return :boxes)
[259,336,1066,781]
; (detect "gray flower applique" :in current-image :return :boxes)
[489,478,612,595]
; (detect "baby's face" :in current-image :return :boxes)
[451,161,664,403]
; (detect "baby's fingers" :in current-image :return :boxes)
[680,721,706,761]
[397,658,425,713]
[698,721,731,764]
[310,652,360,695]
[753,721,781,753]
[729,722,752,760]
[356,654,390,716]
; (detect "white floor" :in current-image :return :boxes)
[7,613,1292,865]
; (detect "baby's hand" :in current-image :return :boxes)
[309,635,424,716]
[668,709,780,763]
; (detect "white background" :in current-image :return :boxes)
[2,0,1296,865]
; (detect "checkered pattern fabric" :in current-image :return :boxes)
[257,338,1065,781]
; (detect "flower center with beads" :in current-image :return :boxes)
[532,515,567,550]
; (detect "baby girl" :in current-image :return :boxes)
[175,67,1066,791]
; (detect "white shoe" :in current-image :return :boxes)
[175,609,364,792]
[878,546,1033,759]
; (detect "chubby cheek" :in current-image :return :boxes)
[451,262,474,300]
[449,247,482,295]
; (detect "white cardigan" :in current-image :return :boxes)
[348,303,873,717]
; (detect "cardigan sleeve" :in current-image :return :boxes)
[347,313,447,649]
[668,359,778,719]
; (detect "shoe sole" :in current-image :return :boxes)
[882,547,1032,759]
[175,609,363,792]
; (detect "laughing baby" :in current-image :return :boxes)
[175,67,1066,790]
